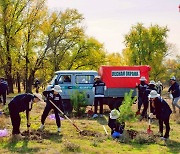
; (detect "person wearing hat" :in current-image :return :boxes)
[39,85,64,132]
[92,76,106,118]
[108,109,125,138]
[140,80,157,120]
[156,81,164,96]
[149,90,172,140]
[168,76,180,113]
[8,93,43,140]
[136,76,148,115]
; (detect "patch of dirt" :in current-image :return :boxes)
[21,130,60,142]
[127,129,138,139]
[80,130,103,137]
[126,129,161,142]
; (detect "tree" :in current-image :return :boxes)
[124,23,169,79]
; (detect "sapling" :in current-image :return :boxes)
[117,90,137,126]
[70,90,87,116]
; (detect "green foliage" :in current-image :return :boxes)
[124,23,170,79]
[70,90,87,116]
[117,90,137,123]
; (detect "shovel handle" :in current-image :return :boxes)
[48,99,82,132]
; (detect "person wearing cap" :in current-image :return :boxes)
[39,85,64,133]
[8,93,43,140]
[136,76,148,115]
[168,76,180,113]
[149,90,172,140]
[108,109,125,138]
[92,76,106,118]
[140,80,157,120]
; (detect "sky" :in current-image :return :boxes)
[47,0,180,57]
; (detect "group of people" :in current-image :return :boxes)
[8,84,64,140]
[4,74,180,141]
[136,76,180,140]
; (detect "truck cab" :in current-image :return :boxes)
[46,70,98,112]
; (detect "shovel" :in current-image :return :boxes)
[147,113,153,135]
[48,99,82,133]
[103,125,108,135]
[27,111,30,135]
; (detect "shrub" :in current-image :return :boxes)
[70,90,87,116]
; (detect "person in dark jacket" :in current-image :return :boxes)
[39,85,63,133]
[33,78,40,93]
[8,93,43,140]
[136,76,148,115]
[92,76,106,118]
[0,77,8,105]
[168,76,180,113]
[108,109,125,138]
[149,90,172,140]
[140,80,157,120]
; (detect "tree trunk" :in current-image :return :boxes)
[17,72,21,93]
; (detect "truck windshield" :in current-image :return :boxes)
[76,75,94,84]
[49,75,58,85]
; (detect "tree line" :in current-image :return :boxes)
[0,0,179,93]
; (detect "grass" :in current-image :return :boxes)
[0,93,180,154]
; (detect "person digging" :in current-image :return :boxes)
[149,90,172,140]
[39,85,64,133]
[108,109,125,138]
[8,93,43,140]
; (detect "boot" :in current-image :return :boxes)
[38,124,45,130]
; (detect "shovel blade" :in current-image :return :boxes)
[147,128,153,135]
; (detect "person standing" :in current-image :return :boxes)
[149,90,172,140]
[92,76,106,118]
[0,77,8,105]
[39,85,64,133]
[140,80,157,120]
[156,81,163,95]
[136,76,148,115]
[8,93,43,140]
[168,76,180,113]
[34,78,40,93]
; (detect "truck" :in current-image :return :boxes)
[99,65,151,109]
[46,65,151,112]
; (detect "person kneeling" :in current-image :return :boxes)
[108,109,125,138]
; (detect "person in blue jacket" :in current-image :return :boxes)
[39,85,64,133]
[149,90,172,140]
[168,76,180,113]
[8,93,43,140]
[92,76,106,118]
[0,77,9,105]
[136,76,148,115]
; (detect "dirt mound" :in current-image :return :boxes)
[80,130,102,137]
[21,130,60,141]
